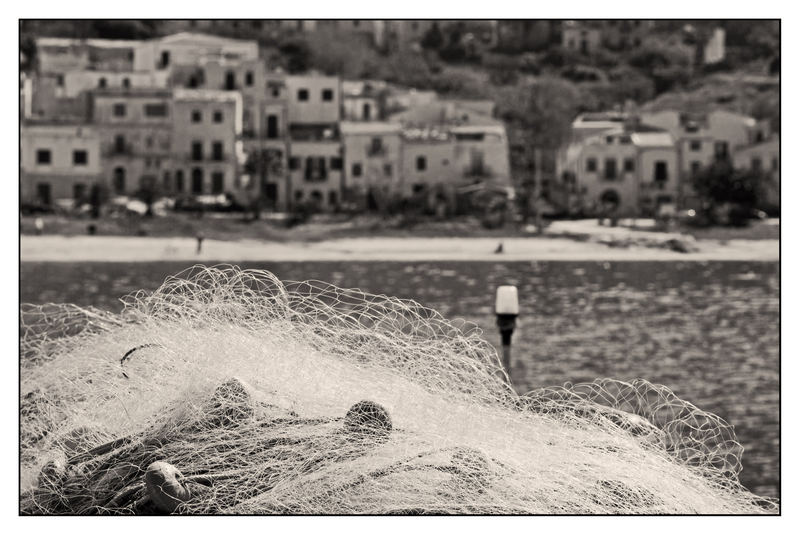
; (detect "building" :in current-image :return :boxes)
[639,109,770,208]
[172,89,244,196]
[495,20,553,52]
[138,32,259,72]
[340,122,402,206]
[21,123,102,206]
[92,88,174,197]
[62,70,170,98]
[35,37,144,74]
[571,111,630,143]
[450,125,511,185]
[562,21,602,55]
[734,136,780,211]
[285,74,341,125]
[703,27,726,65]
[342,80,387,122]
[560,125,679,216]
[287,124,343,211]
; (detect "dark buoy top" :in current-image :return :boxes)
[344,400,392,439]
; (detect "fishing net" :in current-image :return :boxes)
[19,265,777,514]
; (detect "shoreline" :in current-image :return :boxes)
[20,235,779,262]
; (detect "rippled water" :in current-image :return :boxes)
[20,260,780,500]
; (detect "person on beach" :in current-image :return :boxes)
[34,217,44,235]
[196,232,204,255]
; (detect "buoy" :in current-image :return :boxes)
[343,400,392,440]
[144,461,191,513]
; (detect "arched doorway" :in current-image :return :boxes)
[600,189,620,213]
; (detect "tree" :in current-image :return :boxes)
[496,78,580,230]
[692,157,761,225]
[243,148,284,220]
[421,22,444,50]
[277,38,312,73]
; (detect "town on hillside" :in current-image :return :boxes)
[19,20,780,228]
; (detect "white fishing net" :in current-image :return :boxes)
[19,265,777,514]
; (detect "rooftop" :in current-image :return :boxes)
[340,122,402,135]
[173,88,242,103]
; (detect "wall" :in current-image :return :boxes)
[451,127,511,186]
[400,139,457,197]
[172,95,241,195]
[63,70,169,98]
[287,141,344,210]
[286,75,341,124]
[342,125,402,197]
[572,134,639,216]
[21,125,102,203]
[638,147,680,213]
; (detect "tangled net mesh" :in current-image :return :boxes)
[19,265,777,514]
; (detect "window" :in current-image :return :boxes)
[586,157,597,172]
[691,161,701,176]
[122,78,130,89]
[604,159,617,180]
[175,170,184,192]
[212,172,224,193]
[330,157,343,170]
[73,183,86,200]
[297,89,309,101]
[212,141,224,161]
[266,115,279,139]
[363,103,372,120]
[144,103,168,117]
[113,167,126,194]
[225,71,236,91]
[271,87,280,98]
[305,157,327,182]
[295,190,303,201]
[163,171,171,191]
[56,75,64,87]
[322,89,334,101]
[623,158,635,172]
[192,141,203,161]
[689,140,702,151]
[605,136,614,144]
[289,157,300,170]
[113,103,126,117]
[384,163,392,177]
[160,51,170,68]
[416,156,427,171]
[369,137,383,156]
[191,168,204,194]
[751,157,762,172]
[114,135,126,154]
[213,110,223,123]
[98,78,107,88]
[619,135,632,145]
[145,137,154,148]
[36,149,51,164]
[352,163,363,177]
[654,161,668,185]
[73,150,88,166]
[328,191,338,206]
[191,110,202,123]
[714,141,729,159]
[245,71,254,86]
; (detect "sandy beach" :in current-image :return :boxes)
[20,234,779,262]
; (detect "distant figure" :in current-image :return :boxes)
[34,217,44,235]
[196,232,205,254]
[494,242,504,254]
[87,224,97,235]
